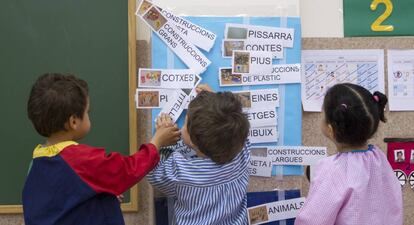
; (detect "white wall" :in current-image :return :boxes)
[300,0,343,37]
[136,0,344,40]
[152,0,300,16]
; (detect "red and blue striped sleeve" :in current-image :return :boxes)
[60,143,159,195]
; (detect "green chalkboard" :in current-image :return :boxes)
[0,0,136,212]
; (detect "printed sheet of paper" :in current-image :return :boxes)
[138,0,217,51]
[248,155,273,177]
[250,146,327,166]
[232,50,273,75]
[160,9,216,52]
[267,146,327,165]
[183,74,202,109]
[157,89,188,122]
[247,197,305,225]
[219,64,301,86]
[223,39,283,59]
[172,139,197,158]
[233,89,279,108]
[387,50,414,111]
[138,68,199,89]
[136,4,211,74]
[302,50,385,112]
[135,89,176,108]
[225,23,294,48]
[248,126,278,144]
[244,107,277,128]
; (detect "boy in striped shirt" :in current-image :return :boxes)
[148,85,251,225]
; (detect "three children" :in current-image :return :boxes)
[23,73,403,225]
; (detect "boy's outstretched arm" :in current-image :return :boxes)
[59,119,180,196]
[146,114,185,197]
[151,114,180,149]
[196,83,214,93]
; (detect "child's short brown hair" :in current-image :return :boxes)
[27,73,89,137]
[187,91,250,164]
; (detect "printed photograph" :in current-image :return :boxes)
[223,40,244,57]
[251,148,267,157]
[227,27,248,39]
[395,149,405,163]
[411,150,414,164]
[393,70,403,79]
[138,91,159,108]
[317,64,325,72]
[139,70,161,87]
[248,205,268,225]
[143,6,167,31]
[137,0,153,15]
[234,92,251,108]
[220,68,242,86]
[233,51,250,74]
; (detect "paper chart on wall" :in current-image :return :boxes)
[387,50,414,111]
[151,16,303,176]
[301,50,385,112]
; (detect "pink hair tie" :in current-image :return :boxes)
[341,103,347,109]
[373,95,379,102]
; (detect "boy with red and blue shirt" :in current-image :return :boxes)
[23,73,180,225]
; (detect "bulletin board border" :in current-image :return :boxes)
[122,0,139,212]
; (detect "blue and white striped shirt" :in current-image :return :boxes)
[147,141,251,225]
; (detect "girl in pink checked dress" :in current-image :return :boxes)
[295,83,403,225]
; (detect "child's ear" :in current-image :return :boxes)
[67,115,78,130]
[327,123,335,140]
[187,138,196,149]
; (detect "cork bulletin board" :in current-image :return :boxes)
[301,37,414,225]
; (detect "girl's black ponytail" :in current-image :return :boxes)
[373,91,387,123]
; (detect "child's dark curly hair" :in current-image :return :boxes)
[27,73,89,137]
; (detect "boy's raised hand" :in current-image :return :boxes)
[156,113,174,130]
[196,84,214,93]
[151,114,180,150]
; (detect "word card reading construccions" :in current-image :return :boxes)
[136,1,211,74]
[138,0,216,52]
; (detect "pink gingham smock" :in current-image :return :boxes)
[295,145,403,225]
